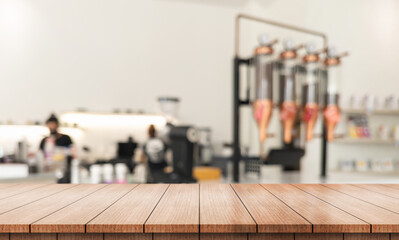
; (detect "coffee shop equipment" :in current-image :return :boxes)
[109,136,137,173]
[252,35,277,144]
[158,97,180,125]
[169,126,197,182]
[233,14,348,181]
[322,47,348,141]
[277,39,303,144]
[197,127,213,165]
[296,43,322,141]
[158,97,198,183]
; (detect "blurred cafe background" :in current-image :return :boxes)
[1,0,399,184]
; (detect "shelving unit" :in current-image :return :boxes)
[341,109,399,116]
[333,138,397,146]
[333,107,399,174]
[338,108,399,144]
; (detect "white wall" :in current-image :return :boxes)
[1,0,399,174]
[0,0,248,141]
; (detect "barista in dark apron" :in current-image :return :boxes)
[39,114,74,183]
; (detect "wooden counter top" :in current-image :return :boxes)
[0,184,399,240]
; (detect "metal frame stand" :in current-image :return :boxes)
[233,14,329,182]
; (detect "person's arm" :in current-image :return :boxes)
[139,144,147,164]
[39,138,46,151]
[140,153,147,164]
[64,135,77,158]
[65,135,73,146]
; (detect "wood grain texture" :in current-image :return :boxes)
[232,184,311,233]
[0,184,75,215]
[87,184,169,233]
[0,184,47,201]
[3,184,399,236]
[0,184,18,190]
[0,185,104,233]
[344,233,389,240]
[294,233,343,240]
[153,233,198,240]
[382,184,399,190]
[32,184,137,233]
[200,184,256,233]
[58,233,103,240]
[324,184,399,214]
[262,184,369,233]
[201,233,247,240]
[249,233,294,240]
[10,234,56,240]
[104,233,152,240]
[354,184,399,199]
[294,184,399,233]
[145,184,199,233]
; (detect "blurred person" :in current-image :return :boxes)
[141,124,170,183]
[40,114,73,151]
[39,114,74,183]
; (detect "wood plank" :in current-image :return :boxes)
[294,234,342,240]
[0,184,75,214]
[295,184,399,233]
[232,184,311,233]
[262,184,369,233]
[344,233,389,240]
[0,234,8,240]
[58,233,103,240]
[249,233,294,240]
[200,184,256,233]
[201,233,247,240]
[145,184,199,233]
[392,233,399,240]
[354,184,399,199]
[32,184,137,233]
[0,184,19,190]
[323,184,399,214]
[153,234,198,240]
[10,234,56,240]
[87,184,169,233]
[0,184,105,233]
[248,233,295,240]
[0,184,47,201]
[104,233,152,240]
[382,184,399,190]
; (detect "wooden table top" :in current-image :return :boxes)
[0,184,399,234]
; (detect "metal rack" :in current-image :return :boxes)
[232,14,329,182]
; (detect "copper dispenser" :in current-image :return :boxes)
[323,47,348,141]
[298,43,321,141]
[278,39,303,144]
[253,34,277,143]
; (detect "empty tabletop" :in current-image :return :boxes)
[0,184,399,235]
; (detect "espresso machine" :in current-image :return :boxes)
[157,97,197,183]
